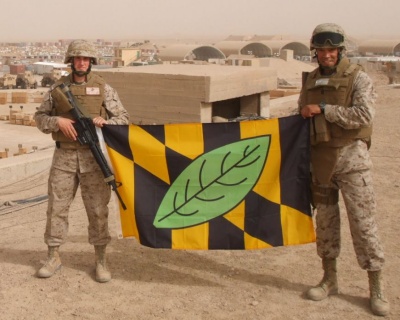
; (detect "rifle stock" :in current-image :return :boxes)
[58,82,127,210]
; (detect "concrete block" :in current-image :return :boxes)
[11,92,28,103]
[0,148,53,187]
[0,92,7,104]
[281,50,294,61]
[96,64,277,124]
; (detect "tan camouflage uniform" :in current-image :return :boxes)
[34,83,129,246]
[300,71,385,271]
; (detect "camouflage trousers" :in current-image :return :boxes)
[313,140,385,271]
[44,151,112,246]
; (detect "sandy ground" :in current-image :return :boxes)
[0,69,399,320]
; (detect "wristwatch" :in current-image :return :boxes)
[319,102,326,114]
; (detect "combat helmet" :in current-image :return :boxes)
[64,39,98,65]
[310,23,346,50]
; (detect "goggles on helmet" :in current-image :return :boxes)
[312,32,344,47]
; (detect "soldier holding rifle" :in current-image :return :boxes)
[34,39,129,283]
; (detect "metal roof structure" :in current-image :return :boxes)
[158,44,226,62]
[215,40,310,58]
[239,42,273,57]
[357,40,400,56]
[212,41,249,57]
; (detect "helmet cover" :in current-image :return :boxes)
[310,23,346,50]
[64,39,98,64]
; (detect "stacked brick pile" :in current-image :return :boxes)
[0,144,33,159]
[0,107,36,127]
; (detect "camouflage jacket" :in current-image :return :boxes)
[298,68,377,131]
[34,81,129,134]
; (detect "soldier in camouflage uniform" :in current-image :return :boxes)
[34,39,129,283]
[298,23,390,316]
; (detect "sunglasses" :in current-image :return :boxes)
[312,32,344,46]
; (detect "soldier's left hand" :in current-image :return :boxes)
[93,117,107,127]
[300,104,322,118]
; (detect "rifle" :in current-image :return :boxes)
[58,82,127,210]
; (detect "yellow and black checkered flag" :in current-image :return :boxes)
[102,115,315,250]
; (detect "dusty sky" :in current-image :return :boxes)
[1,0,399,42]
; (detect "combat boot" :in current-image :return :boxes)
[95,245,111,283]
[37,246,62,278]
[368,270,390,316]
[307,258,338,301]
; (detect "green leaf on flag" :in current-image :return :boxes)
[154,135,271,229]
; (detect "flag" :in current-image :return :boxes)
[102,115,315,250]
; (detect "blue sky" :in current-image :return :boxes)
[1,0,399,41]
